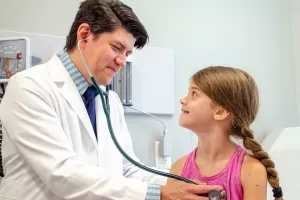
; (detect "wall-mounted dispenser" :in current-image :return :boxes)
[110,60,133,106]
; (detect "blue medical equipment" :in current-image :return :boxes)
[77,39,226,200]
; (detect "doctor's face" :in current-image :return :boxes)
[81,27,135,85]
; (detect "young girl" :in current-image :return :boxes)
[168,66,283,200]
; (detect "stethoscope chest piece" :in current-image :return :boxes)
[208,189,226,200]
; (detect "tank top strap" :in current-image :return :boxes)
[181,148,197,177]
[228,145,247,167]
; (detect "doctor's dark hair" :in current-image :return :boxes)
[65,0,148,52]
[192,66,283,200]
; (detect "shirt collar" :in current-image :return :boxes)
[57,50,89,96]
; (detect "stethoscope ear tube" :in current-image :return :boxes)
[77,40,225,200]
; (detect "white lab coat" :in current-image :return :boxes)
[0,54,167,200]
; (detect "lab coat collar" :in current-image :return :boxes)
[46,54,98,147]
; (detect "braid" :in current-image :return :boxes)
[240,126,283,200]
[190,66,283,199]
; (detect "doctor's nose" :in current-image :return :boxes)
[115,55,127,68]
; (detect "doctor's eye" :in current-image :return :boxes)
[111,44,120,52]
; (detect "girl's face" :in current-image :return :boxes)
[179,81,218,133]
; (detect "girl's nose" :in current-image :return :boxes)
[180,96,187,105]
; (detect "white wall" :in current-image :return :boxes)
[291,0,300,124]
[124,0,298,165]
[0,0,298,166]
[0,0,80,36]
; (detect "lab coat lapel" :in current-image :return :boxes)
[46,54,98,148]
[95,89,110,152]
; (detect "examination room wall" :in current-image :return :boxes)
[124,0,298,165]
[291,0,300,125]
[0,0,298,166]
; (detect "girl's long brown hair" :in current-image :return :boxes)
[192,66,282,200]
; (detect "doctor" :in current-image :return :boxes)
[0,0,222,199]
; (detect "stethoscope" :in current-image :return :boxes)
[77,39,226,200]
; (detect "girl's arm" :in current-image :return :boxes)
[166,156,187,185]
[241,154,268,200]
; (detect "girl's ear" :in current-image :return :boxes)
[214,106,230,121]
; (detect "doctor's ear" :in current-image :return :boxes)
[213,106,230,121]
[77,23,92,42]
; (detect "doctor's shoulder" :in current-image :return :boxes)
[10,62,49,86]
[5,63,52,100]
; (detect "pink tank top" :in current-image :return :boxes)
[181,145,246,200]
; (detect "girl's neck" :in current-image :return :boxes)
[195,129,237,163]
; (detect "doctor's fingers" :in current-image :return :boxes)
[163,190,210,200]
[184,184,224,196]
[173,194,210,200]
[190,179,207,185]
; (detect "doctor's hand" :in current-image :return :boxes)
[160,179,223,200]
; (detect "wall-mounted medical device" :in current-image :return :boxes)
[0,30,175,115]
[0,37,30,83]
[109,60,133,106]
